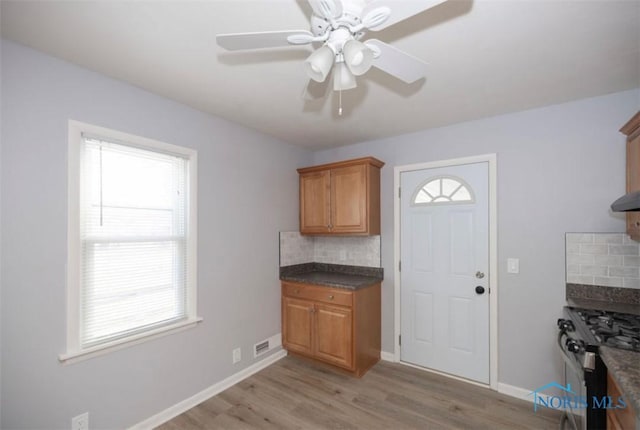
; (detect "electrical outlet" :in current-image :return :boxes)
[72,412,89,430]
[232,347,241,364]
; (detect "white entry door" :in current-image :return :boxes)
[400,162,489,384]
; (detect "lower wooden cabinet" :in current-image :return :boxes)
[281,281,380,377]
[607,372,637,430]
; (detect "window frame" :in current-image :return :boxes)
[61,120,200,364]
[410,174,476,206]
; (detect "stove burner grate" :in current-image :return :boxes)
[575,309,640,352]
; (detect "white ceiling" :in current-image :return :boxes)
[2,0,639,149]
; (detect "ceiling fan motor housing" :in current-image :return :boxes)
[310,0,365,36]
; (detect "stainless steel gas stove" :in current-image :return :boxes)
[557,307,640,430]
[570,308,640,352]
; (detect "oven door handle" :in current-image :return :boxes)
[557,329,581,375]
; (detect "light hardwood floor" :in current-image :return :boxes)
[157,355,562,429]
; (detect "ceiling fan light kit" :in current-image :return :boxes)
[217,0,447,109]
[334,63,357,91]
[342,40,373,76]
[304,46,335,82]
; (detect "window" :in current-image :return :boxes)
[412,175,474,205]
[62,121,199,362]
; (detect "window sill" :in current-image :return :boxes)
[59,317,203,365]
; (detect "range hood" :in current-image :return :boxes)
[611,191,640,212]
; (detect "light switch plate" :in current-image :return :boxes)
[507,258,520,274]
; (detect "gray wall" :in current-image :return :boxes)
[1,35,638,428]
[0,40,311,429]
[312,89,638,392]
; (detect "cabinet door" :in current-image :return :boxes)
[607,372,636,430]
[300,170,331,234]
[282,297,314,356]
[314,303,353,369]
[627,135,640,240]
[330,164,367,234]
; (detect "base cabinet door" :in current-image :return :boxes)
[282,297,314,356]
[314,303,353,369]
[282,281,380,377]
[606,372,636,430]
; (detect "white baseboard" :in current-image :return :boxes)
[498,382,548,404]
[380,351,396,362]
[129,348,287,429]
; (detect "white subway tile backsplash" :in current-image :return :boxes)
[593,255,624,266]
[624,256,640,267]
[567,254,594,265]
[624,278,640,288]
[579,265,607,276]
[566,233,639,289]
[566,264,580,275]
[566,243,580,254]
[579,244,609,255]
[609,266,639,278]
[568,275,595,284]
[593,276,623,288]
[594,234,624,244]
[567,234,594,243]
[609,245,640,256]
[279,231,381,268]
[279,231,314,266]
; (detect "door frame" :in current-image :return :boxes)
[393,153,498,390]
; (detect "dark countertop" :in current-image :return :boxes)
[280,263,383,290]
[599,346,640,413]
[567,298,640,316]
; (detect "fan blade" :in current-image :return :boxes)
[366,39,428,83]
[362,0,447,31]
[217,30,313,51]
[302,78,330,101]
[308,0,343,20]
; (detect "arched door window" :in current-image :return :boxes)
[411,175,475,205]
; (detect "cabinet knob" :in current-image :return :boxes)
[328,295,334,300]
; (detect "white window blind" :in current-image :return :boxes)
[79,135,189,348]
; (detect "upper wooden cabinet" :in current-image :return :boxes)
[298,157,384,235]
[620,112,640,241]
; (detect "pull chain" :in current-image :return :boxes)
[338,88,343,116]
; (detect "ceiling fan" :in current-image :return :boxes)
[216,0,447,98]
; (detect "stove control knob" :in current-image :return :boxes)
[565,339,582,353]
[557,319,575,332]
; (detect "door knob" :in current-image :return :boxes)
[475,286,485,295]
[475,271,485,279]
